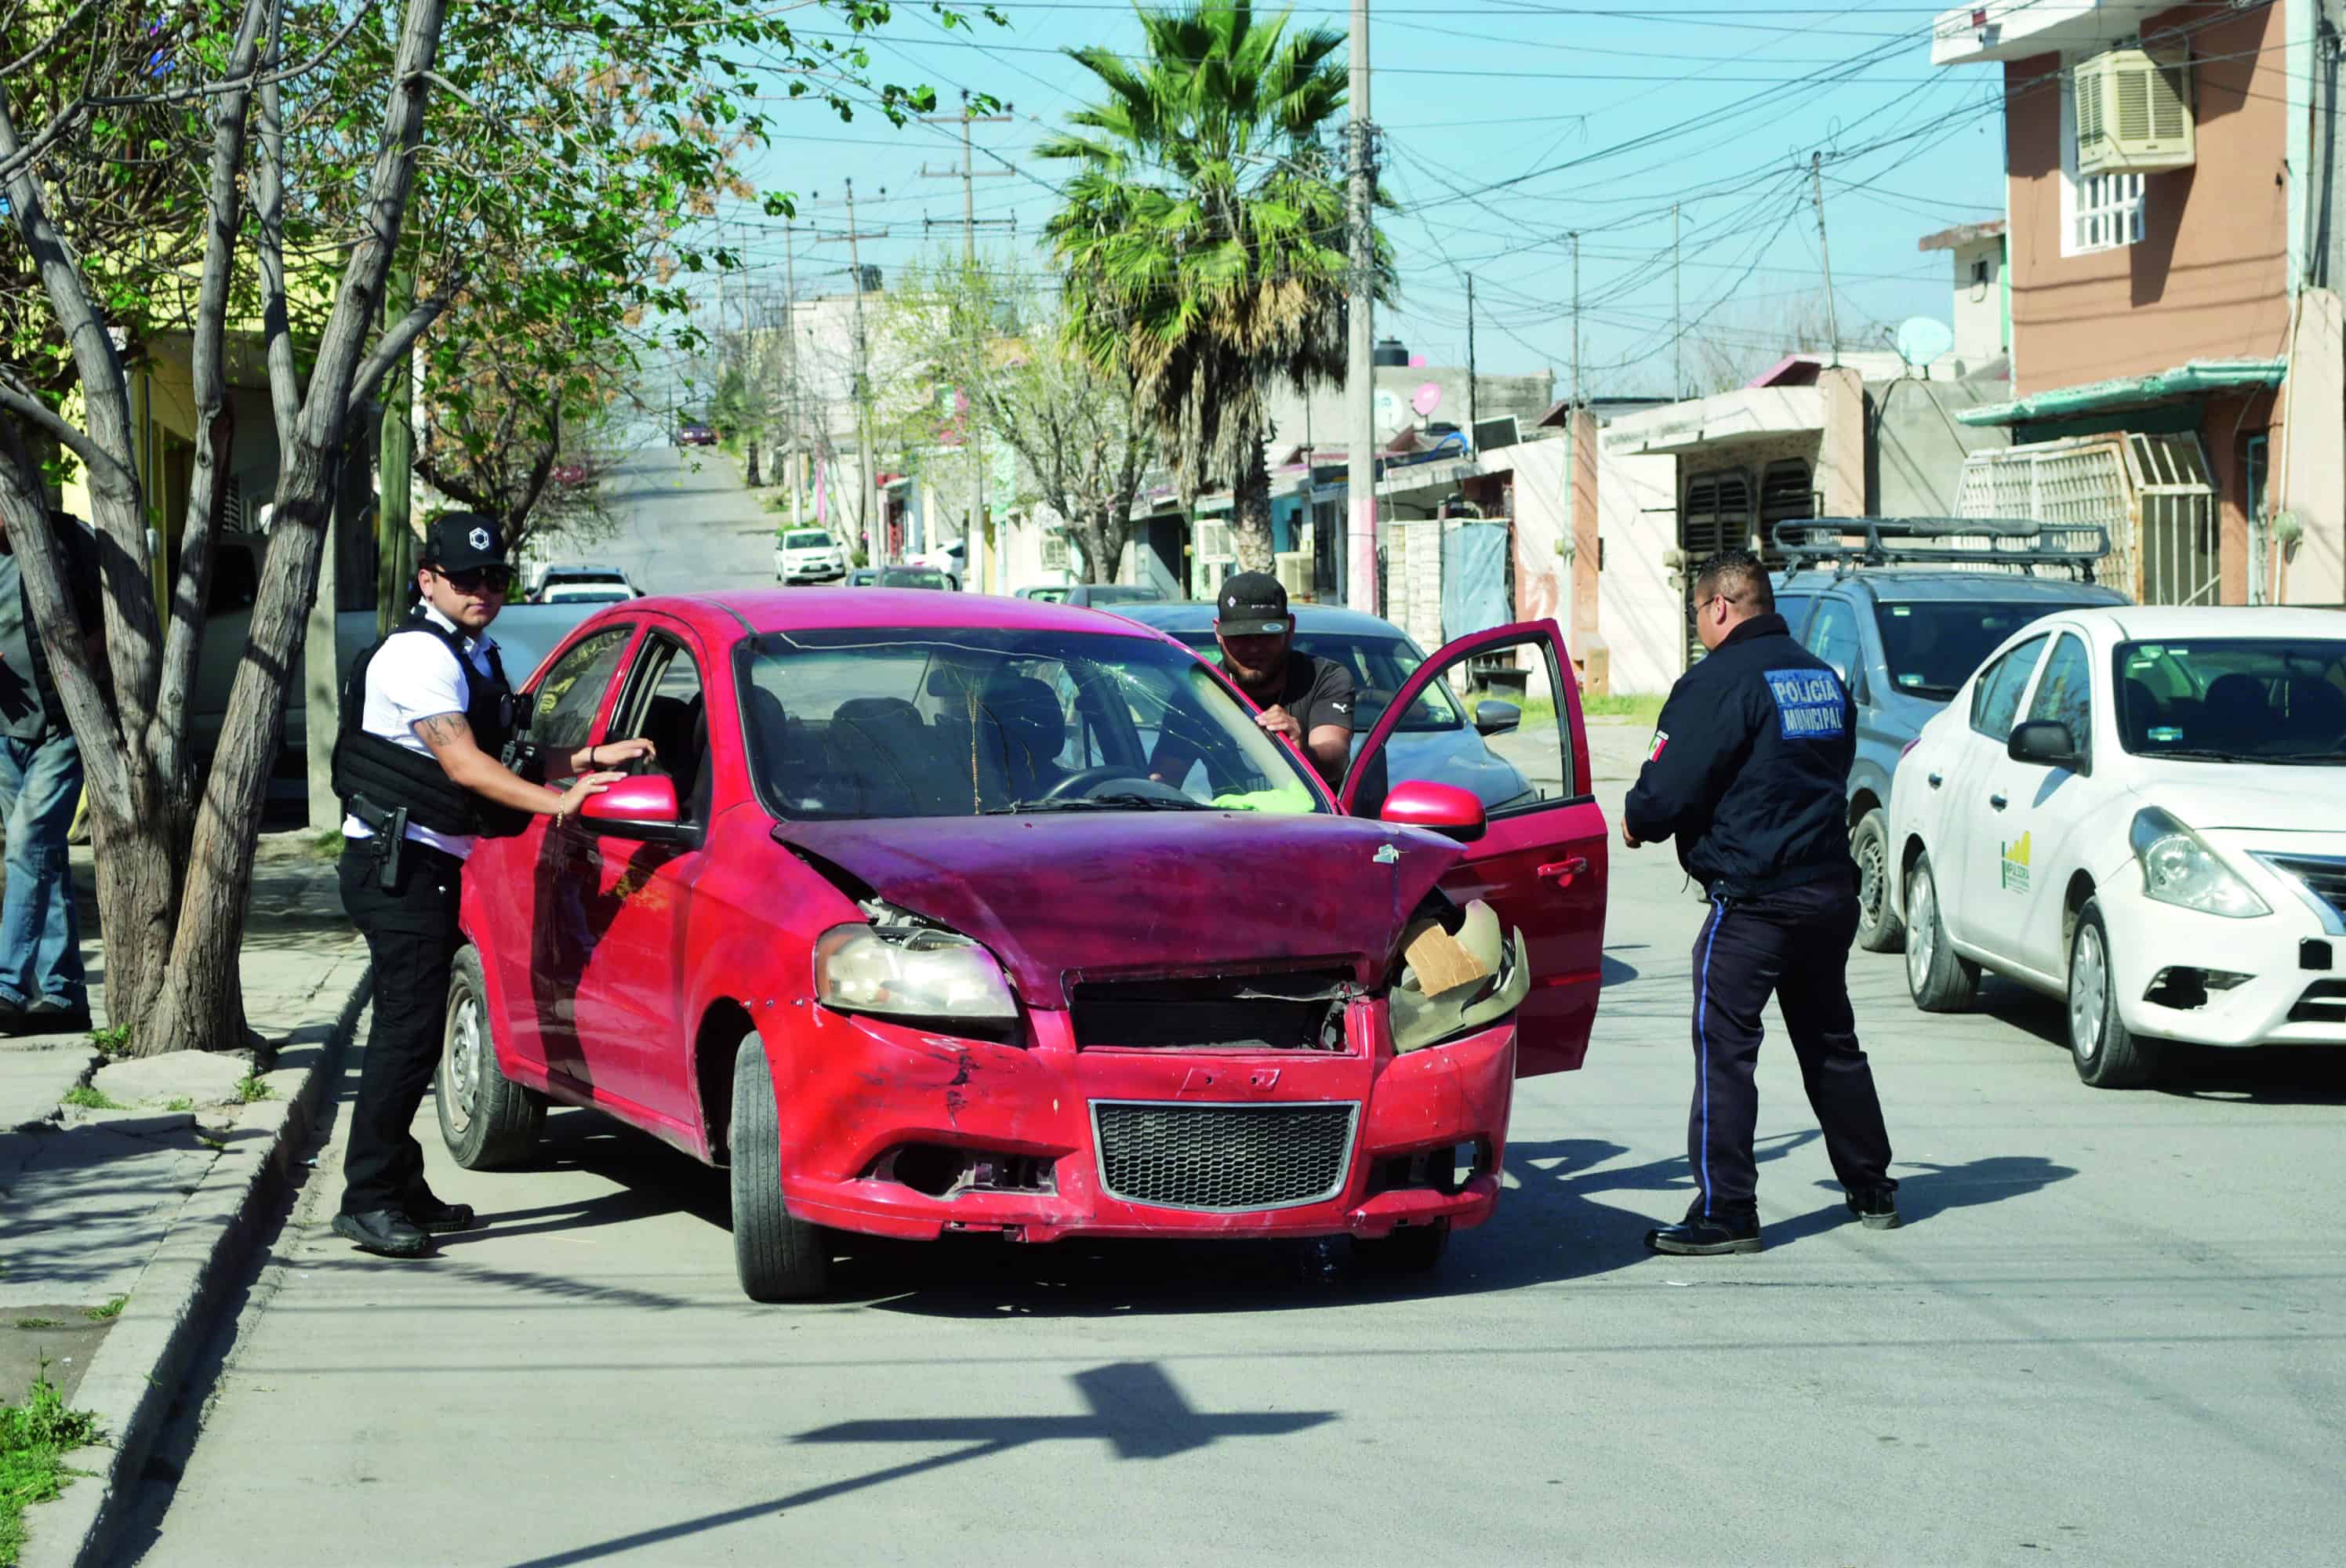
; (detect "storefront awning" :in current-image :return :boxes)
[1954,359,2286,427]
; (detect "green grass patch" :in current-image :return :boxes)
[86,1023,131,1058]
[235,1073,272,1105]
[303,829,347,862]
[9,1320,61,1333]
[1579,691,1665,722]
[59,1087,118,1112]
[0,1367,104,1563]
[162,1098,192,1113]
[82,1298,125,1323]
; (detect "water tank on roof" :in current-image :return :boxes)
[1373,338,1408,368]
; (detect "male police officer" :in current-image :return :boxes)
[330,514,652,1258]
[1622,549,1900,1255]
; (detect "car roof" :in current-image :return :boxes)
[2062,604,2346,642]
[590,588,1175,640]
[1775,568,2130,606]
[1116,600,1411,637]
[541,563,626,576]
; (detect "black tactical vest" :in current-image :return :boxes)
[329,612,528,838]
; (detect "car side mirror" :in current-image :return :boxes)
[1473,699,1521,736]
[2008,720,2085,773]
[577,773,694,841]
[1380,779,1487,843]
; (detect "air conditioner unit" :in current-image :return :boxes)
[1273,550,1313,601]
[2075,48,2193,177]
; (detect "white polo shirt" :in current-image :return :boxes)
[340,604,502,861]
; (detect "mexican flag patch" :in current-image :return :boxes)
[1648,729,1669,762]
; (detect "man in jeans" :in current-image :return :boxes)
[0,510,100,1035]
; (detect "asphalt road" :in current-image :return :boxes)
[114,452,2346,1566]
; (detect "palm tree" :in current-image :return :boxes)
[1040,1,1387,572]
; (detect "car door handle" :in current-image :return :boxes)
[1538,857,1589,885]
[1927,771,1943,789]
[1988,793,2008,811]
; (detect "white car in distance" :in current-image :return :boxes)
[1887,608,2346,1087]
[775,528,849,585]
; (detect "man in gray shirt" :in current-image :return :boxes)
[0,511,102,1035]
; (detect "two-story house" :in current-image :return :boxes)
[1933,0,2344,607]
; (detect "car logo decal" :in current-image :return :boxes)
[1374,844,1400,864]
[2000,832,2032,893]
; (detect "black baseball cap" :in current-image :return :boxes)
[423,512,509,574]
[1216,571,1290,637]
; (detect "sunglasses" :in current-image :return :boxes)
[434,565,513,594]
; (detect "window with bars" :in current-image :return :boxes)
[1040,531,1070,572]
[2062,60,2146,256]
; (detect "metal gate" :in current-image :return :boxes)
[1954,430,2219,604]
[1682,469,1754,663]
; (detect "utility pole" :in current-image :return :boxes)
[1570,230,1581,409]
[1810,151,1841,368]
[1345,0,1378,613]
[1465,272,1478,446]
[817,182,889,568]
[1672,203,1683,399]
[924,90,1015,590]
[785,221,803,527]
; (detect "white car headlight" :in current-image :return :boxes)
[2129,807,2270,919]
[815,924,1019,1021]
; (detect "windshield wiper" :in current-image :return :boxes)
[2140,748,2243,762]
[2257,751,2346,764]
[982,792,1214,815]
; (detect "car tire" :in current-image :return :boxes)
[2068,900,2161,1089]
[1351,1219,1451,1274]
[1851,808,1905,953]
[728,1029,830,1301]
[437,946,544,1170]
[1903,852,1979,1013]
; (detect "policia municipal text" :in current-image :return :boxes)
[1622,550,1901,1256]
[329,514,653,1258]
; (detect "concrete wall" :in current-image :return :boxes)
[1865,376,2016,514]
[1818,368,1865,516]
[1262,366,1554,452]
[1949,234,2009,365]
[2277,287,2345,604]
[1594,444,1681,695]
[2001,4,2290,396]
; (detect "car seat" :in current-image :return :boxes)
[829,695,947,815]
[636,693,706,817]
[971,673,1068,802]
[2120,678,2166,749]
[2199,672,2272,752]
[2287,679,2346,750]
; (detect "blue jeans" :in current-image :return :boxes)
[0,728,85,1010]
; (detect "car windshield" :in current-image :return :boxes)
[784,531,833,550]
[1876,601,2071,698]
[2115,639,2346,762]
[739,626,1325,818]
[1166,630,1467,731]
[544,588,629,603]
[1082,586,1162,604]
[880,568,949,590]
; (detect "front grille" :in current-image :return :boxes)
[2288,980,2346,1025]
[2263,854,2346,929]
[1091,1101,1357,1212]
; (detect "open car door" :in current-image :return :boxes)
[1339,619,1607,1076]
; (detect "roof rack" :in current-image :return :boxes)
[1771,517,2110,581]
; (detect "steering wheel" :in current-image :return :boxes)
[1040,764,1159,801]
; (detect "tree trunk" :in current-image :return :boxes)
[1230,438,1275,573]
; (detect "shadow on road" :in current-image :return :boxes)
[1762,1152,2081,1248]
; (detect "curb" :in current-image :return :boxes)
[20,964,372,1568]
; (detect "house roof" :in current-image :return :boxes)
[1917,220,2007,252]
[1954,358,2288,426]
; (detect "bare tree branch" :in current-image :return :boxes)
[349,278,463,412]
[0,373,124,482]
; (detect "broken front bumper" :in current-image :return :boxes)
[763,997,1516,1245]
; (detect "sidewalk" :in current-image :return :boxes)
[1,832,368,1568]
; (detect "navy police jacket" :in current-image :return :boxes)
[1623,612,1857,900]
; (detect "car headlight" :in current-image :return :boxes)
[814,924,1019,1021]
[2129,807,2269,919]
[1389,902,1532,1054]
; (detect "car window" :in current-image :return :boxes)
[1774,593,1814,638]
[1803,600,1862,686]
[783,531,833,550]
[530,626,635,757]
[1879,601,2074,699]
[739,626,1322,818]
[607,633,712,818]
[2024,633,2093,760]
[1968,634,2048,742]
[1344,633,1567,818]
[1166,630,1466,733]
[2115,638,2346,760]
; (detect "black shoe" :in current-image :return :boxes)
[1644,1214,1763,1255]
[405,1195,478,1235]
[331,1210,432,1258]
[0,996,23,1035]
[1845,1186,1902,1230]
[24,997,93,1035]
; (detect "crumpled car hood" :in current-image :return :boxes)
[773,812,1461,1004]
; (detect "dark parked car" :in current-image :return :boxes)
[1116,601,1538,812]
[877,565,953,591]
[674,422,717,448]
[1769,518,2129,952]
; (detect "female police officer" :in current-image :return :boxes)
[329,513,652,1258]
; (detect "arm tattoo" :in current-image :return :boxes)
[412,712,472,749]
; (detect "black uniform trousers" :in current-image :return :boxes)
[338,839,467,1217]
[1686,869,1895,1221]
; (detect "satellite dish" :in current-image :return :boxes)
[1894,316,1956,374]
[1411,382,1444,417]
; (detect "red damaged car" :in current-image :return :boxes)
[438,590,1608,1299]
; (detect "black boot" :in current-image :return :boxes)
[332,1210,431,1258]
[1845,1185,1902,1230]
[405,1193,478,1235]
[1644,1210,1762,1255]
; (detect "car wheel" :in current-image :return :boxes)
[728,1029,830,1301]
[2068,900,2161,1089]
[1351,1219,1451,1275]
[1903,852,1979,1013]
[1851,808,1904,953]
[436,946,543,1169]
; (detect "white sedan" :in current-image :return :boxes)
[1887,607,2346,1087]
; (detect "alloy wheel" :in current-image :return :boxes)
[1905,868,1937,992]
[1858,834,1887,926]
[445,993,482,1135]
[2070,925,2108,1062]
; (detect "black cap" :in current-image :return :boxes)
[1215,571,1290,637]
[422,512,508,573]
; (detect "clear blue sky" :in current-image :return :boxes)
[687,1,2009,400]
